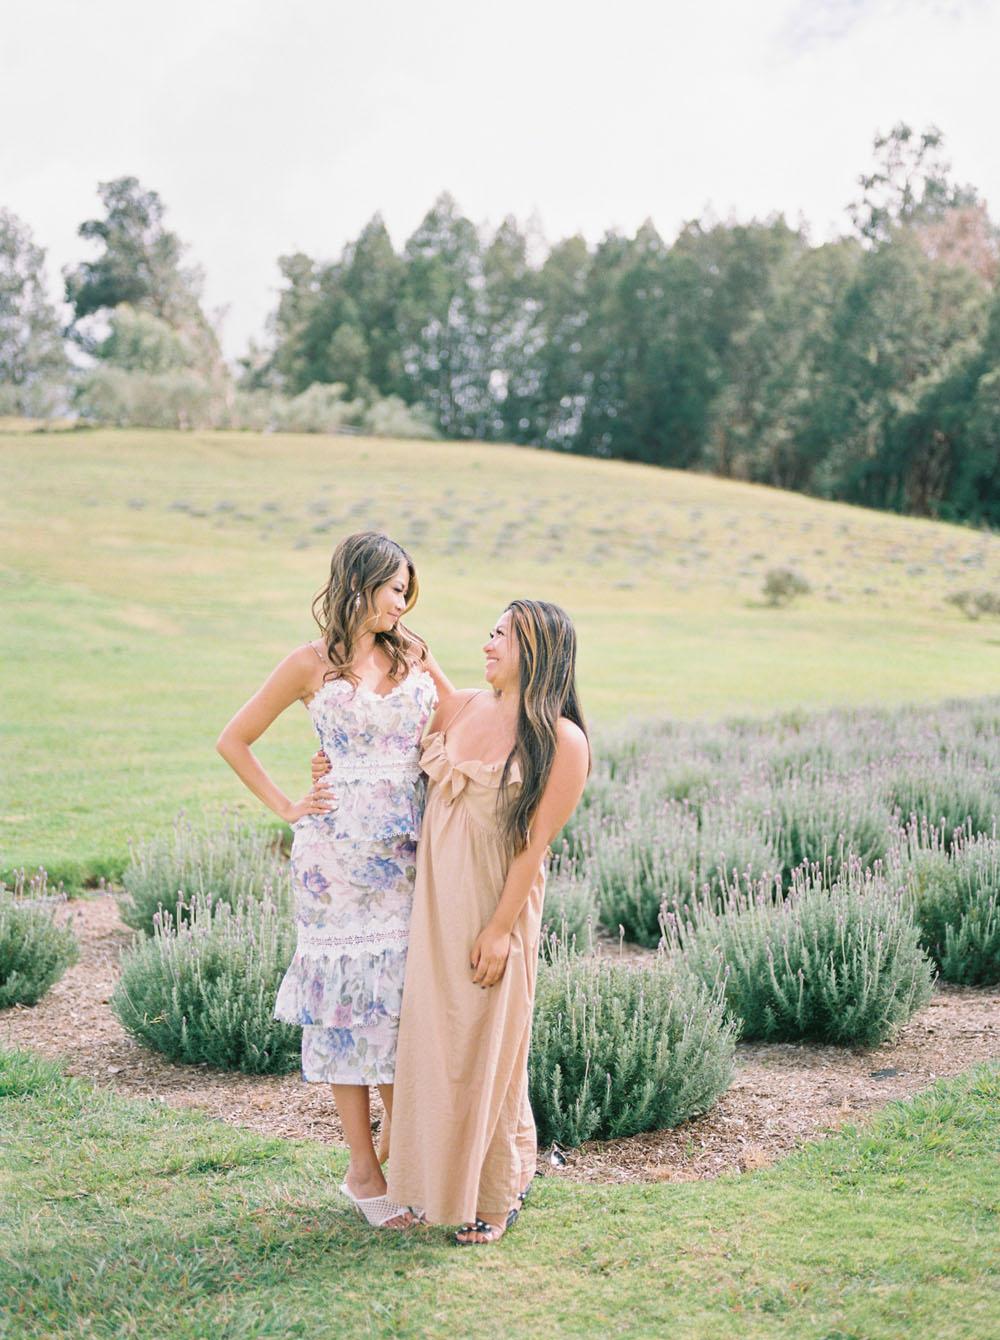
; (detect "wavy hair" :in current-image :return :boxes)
[311,531,426,684]
[498,599,589,855]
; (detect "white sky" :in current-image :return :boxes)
[3,0,998,362]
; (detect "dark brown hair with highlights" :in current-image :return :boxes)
[311,531,426,684]
[498,599,589,855]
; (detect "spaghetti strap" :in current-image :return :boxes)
[442,689,486,738]
[308,642,327,664]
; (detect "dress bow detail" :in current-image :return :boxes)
[420,732,520,805]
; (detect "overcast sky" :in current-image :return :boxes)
[3,0,997,361]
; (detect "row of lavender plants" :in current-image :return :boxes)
[110,817,736,1145]
[551,696,1000,964]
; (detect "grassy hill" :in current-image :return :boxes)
[4,426,1000,884]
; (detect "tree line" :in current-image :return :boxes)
[2,124,999,523]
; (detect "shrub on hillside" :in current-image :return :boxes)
[361,394,438,440]
[901,836,1000,985]
[664,862,934,1048]
[945,589,1000,620]
[120,814,291,936]
[111,891,300,1074]
[529,942,736,1147]
[763,567,810,605]
[75,365,224,430]
[0,870,79,1008]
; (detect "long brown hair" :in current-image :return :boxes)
[311,531,426,684]
[498,599,589,855]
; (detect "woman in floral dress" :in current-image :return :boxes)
[217,531,446,1229]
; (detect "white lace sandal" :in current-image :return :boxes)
[339,1180,414,1228]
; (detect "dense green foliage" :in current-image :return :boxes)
[246,126,1000,522]
[111,892,301,1073]
[529,943,736,1146]
[0,871,79,1007]
[119,814,292,936]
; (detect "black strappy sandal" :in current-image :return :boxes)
[454,1205,519,1246]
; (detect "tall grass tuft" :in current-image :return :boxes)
[664,862,935,1048]
[528,940,736,1147]
[0,869,79,1008]
[111,891,300,1073]
[120,813,292,936]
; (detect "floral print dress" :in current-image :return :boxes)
[273,669,437,1084]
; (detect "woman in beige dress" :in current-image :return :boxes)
[385,599,590,1243]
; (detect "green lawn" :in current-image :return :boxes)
[2,1047,997,1340]
[4,427,1000,884]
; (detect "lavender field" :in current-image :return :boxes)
[550,694,1000,988]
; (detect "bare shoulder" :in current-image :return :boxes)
[286,642,326,675]
[430,685,479,732]
[554,718,591,779]
[274,642,327,696]
[556,717,589,755]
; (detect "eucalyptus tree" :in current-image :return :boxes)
[65,176,222,376]
[850,122,980,246]
[801,228,989,509]
[397,193,485,437]
[575,221,722,467]
[523,233,591,449]
[0,208,69,415]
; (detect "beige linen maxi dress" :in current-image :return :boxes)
[386,724,543,1226]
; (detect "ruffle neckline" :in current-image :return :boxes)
[421,731,521,803]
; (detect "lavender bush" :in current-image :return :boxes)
[573,697,1000,961]
[0,869,79,1008]
[541,857,598,950]
[120,813,292,936]
[111,890,300,1073]
[529,939,736,1146]
[891,822,1000,984]
[662,862,934,1047]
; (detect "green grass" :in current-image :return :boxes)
[5,427,1000,884]
[2,1046,997,1339]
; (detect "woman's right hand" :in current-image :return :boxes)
[311,750,332,782]
[283,780,338,824]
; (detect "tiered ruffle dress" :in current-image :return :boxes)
[273,670,436,1085]
[387,727,544,1225]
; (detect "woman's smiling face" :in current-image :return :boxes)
[483,609,519,692]
[370,560,410,632]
